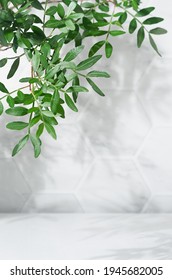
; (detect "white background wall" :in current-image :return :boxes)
[0,0,172,213]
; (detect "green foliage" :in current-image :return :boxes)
[0,0,167,157]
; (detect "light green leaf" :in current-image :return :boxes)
[65,19,75,31]
[45,123,57,140]
[109,30,125,36]
[12,135,29,157]
[87,71,110,78]
[42,110,54,117]
[30,134,41,158]
[6,121,28,130]
[66,1,77,17]
[64,45,84,62]
[150,27,167,35]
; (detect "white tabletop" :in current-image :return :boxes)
[0,214,172,260]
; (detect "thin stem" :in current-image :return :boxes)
[43,0,49,32]
[7,53,25,60]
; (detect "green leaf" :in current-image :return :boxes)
[57,3,65,18]
[150,27,167,35]
[51,89,60,115]
[149,34,161,56]
[6,121,28,130]
[7,57,20,79]
[31,0,43,10]
[12,135,29,157]
[77,55,102,71]
[32,50,40,72]
[29,116,40,127]
[87,70,110,78]
[45,123,57,140]
[0,82,8,93]
[109,30,126,36]
[136,7,155,17]
[64,45,84,62]
[137,26,145,48]
[65,92,78,112]
[45,6,57,16]
[30,134,41,158]
[67,86,89,92]
[36,123,44,138]
[45,64,61,79]
[17,90,24,101]
[0,101,4,115]
[129,18,137,34]
[143,17,164,25]
[105,41,113,58]
[119,12,127,24]
[88,41,105,57]
[7,96,15,108]
[65,19,75,31]
[86,78,105,96]
[66,1,77,17]
[6,107,28,116]
[42,110,54,117]
[44,19,65,28]
[0,58,7,68]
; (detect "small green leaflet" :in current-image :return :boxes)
[137,27,145,48]
[77,55,102,71]
[109,30,125,36]
[129,19,137,34]
[0,82,8,93]
[32,50,40,72]
[7,96,15,108]
[7,58,20,79]
[66,1,77,17]
[12,135,29,157]
[42,110,54,117]
[6,107,28,116]
[143,17,164,25]
[29,116,40,127]
[57,3,65,18]
[67,86,88,92]
[51,89,60,115]
[105,41,113,58]
[87,71,110,78]
[31,0,43,10]
[0,101,4,115]
[88,41,105,57]
[30,134,41,158]
[36,123,44,138]
[149,34,161,56]
[65,93,78,112]
[150,28,167,35]
[0,58,7,68]
[86,78,105,96]
[45,123,57,140]
[6,121,28,130]
[64,45,84,62]
[136,7,155,17]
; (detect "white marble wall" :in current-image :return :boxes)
[0,0,171,213]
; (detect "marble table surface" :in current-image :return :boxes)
[0,214,172,260]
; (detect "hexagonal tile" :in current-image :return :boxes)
[138,127,172,194]
[76,159,149,213]
[41,123,93,160]
[0,159,31,212]
[79,90,150,157]
[15,145,93,193]
[22,193,84,213]
[143,195,172,213]
[137,57,172,125]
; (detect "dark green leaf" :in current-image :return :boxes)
[137,26,145,48]
[31,0,43,10]
[46,6,57,16]
[136,7,155,17]
[77,55,102,71]
[88,41,105,57]
[119,12,127,24]
[51,89,60,115]
[105,41,113,58]
[129,18,137,34]
[65,93,78,112]
[0,101,4,115]
[36,123,44,138]
[149,34,161,56]
[7,96,15,108]
[143,17,164,25]
[57,3,65,18]
[86,78,105,96]
[0,58,7,68]
[6,106,28,116]
[29,116,40,127]
[44,19,65,28]
[0,82,8,93]
[150,27,167,35]
[67,86,88,92]
[12,135,29,157]
[7,57,20,79]
[6,121,28,130]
